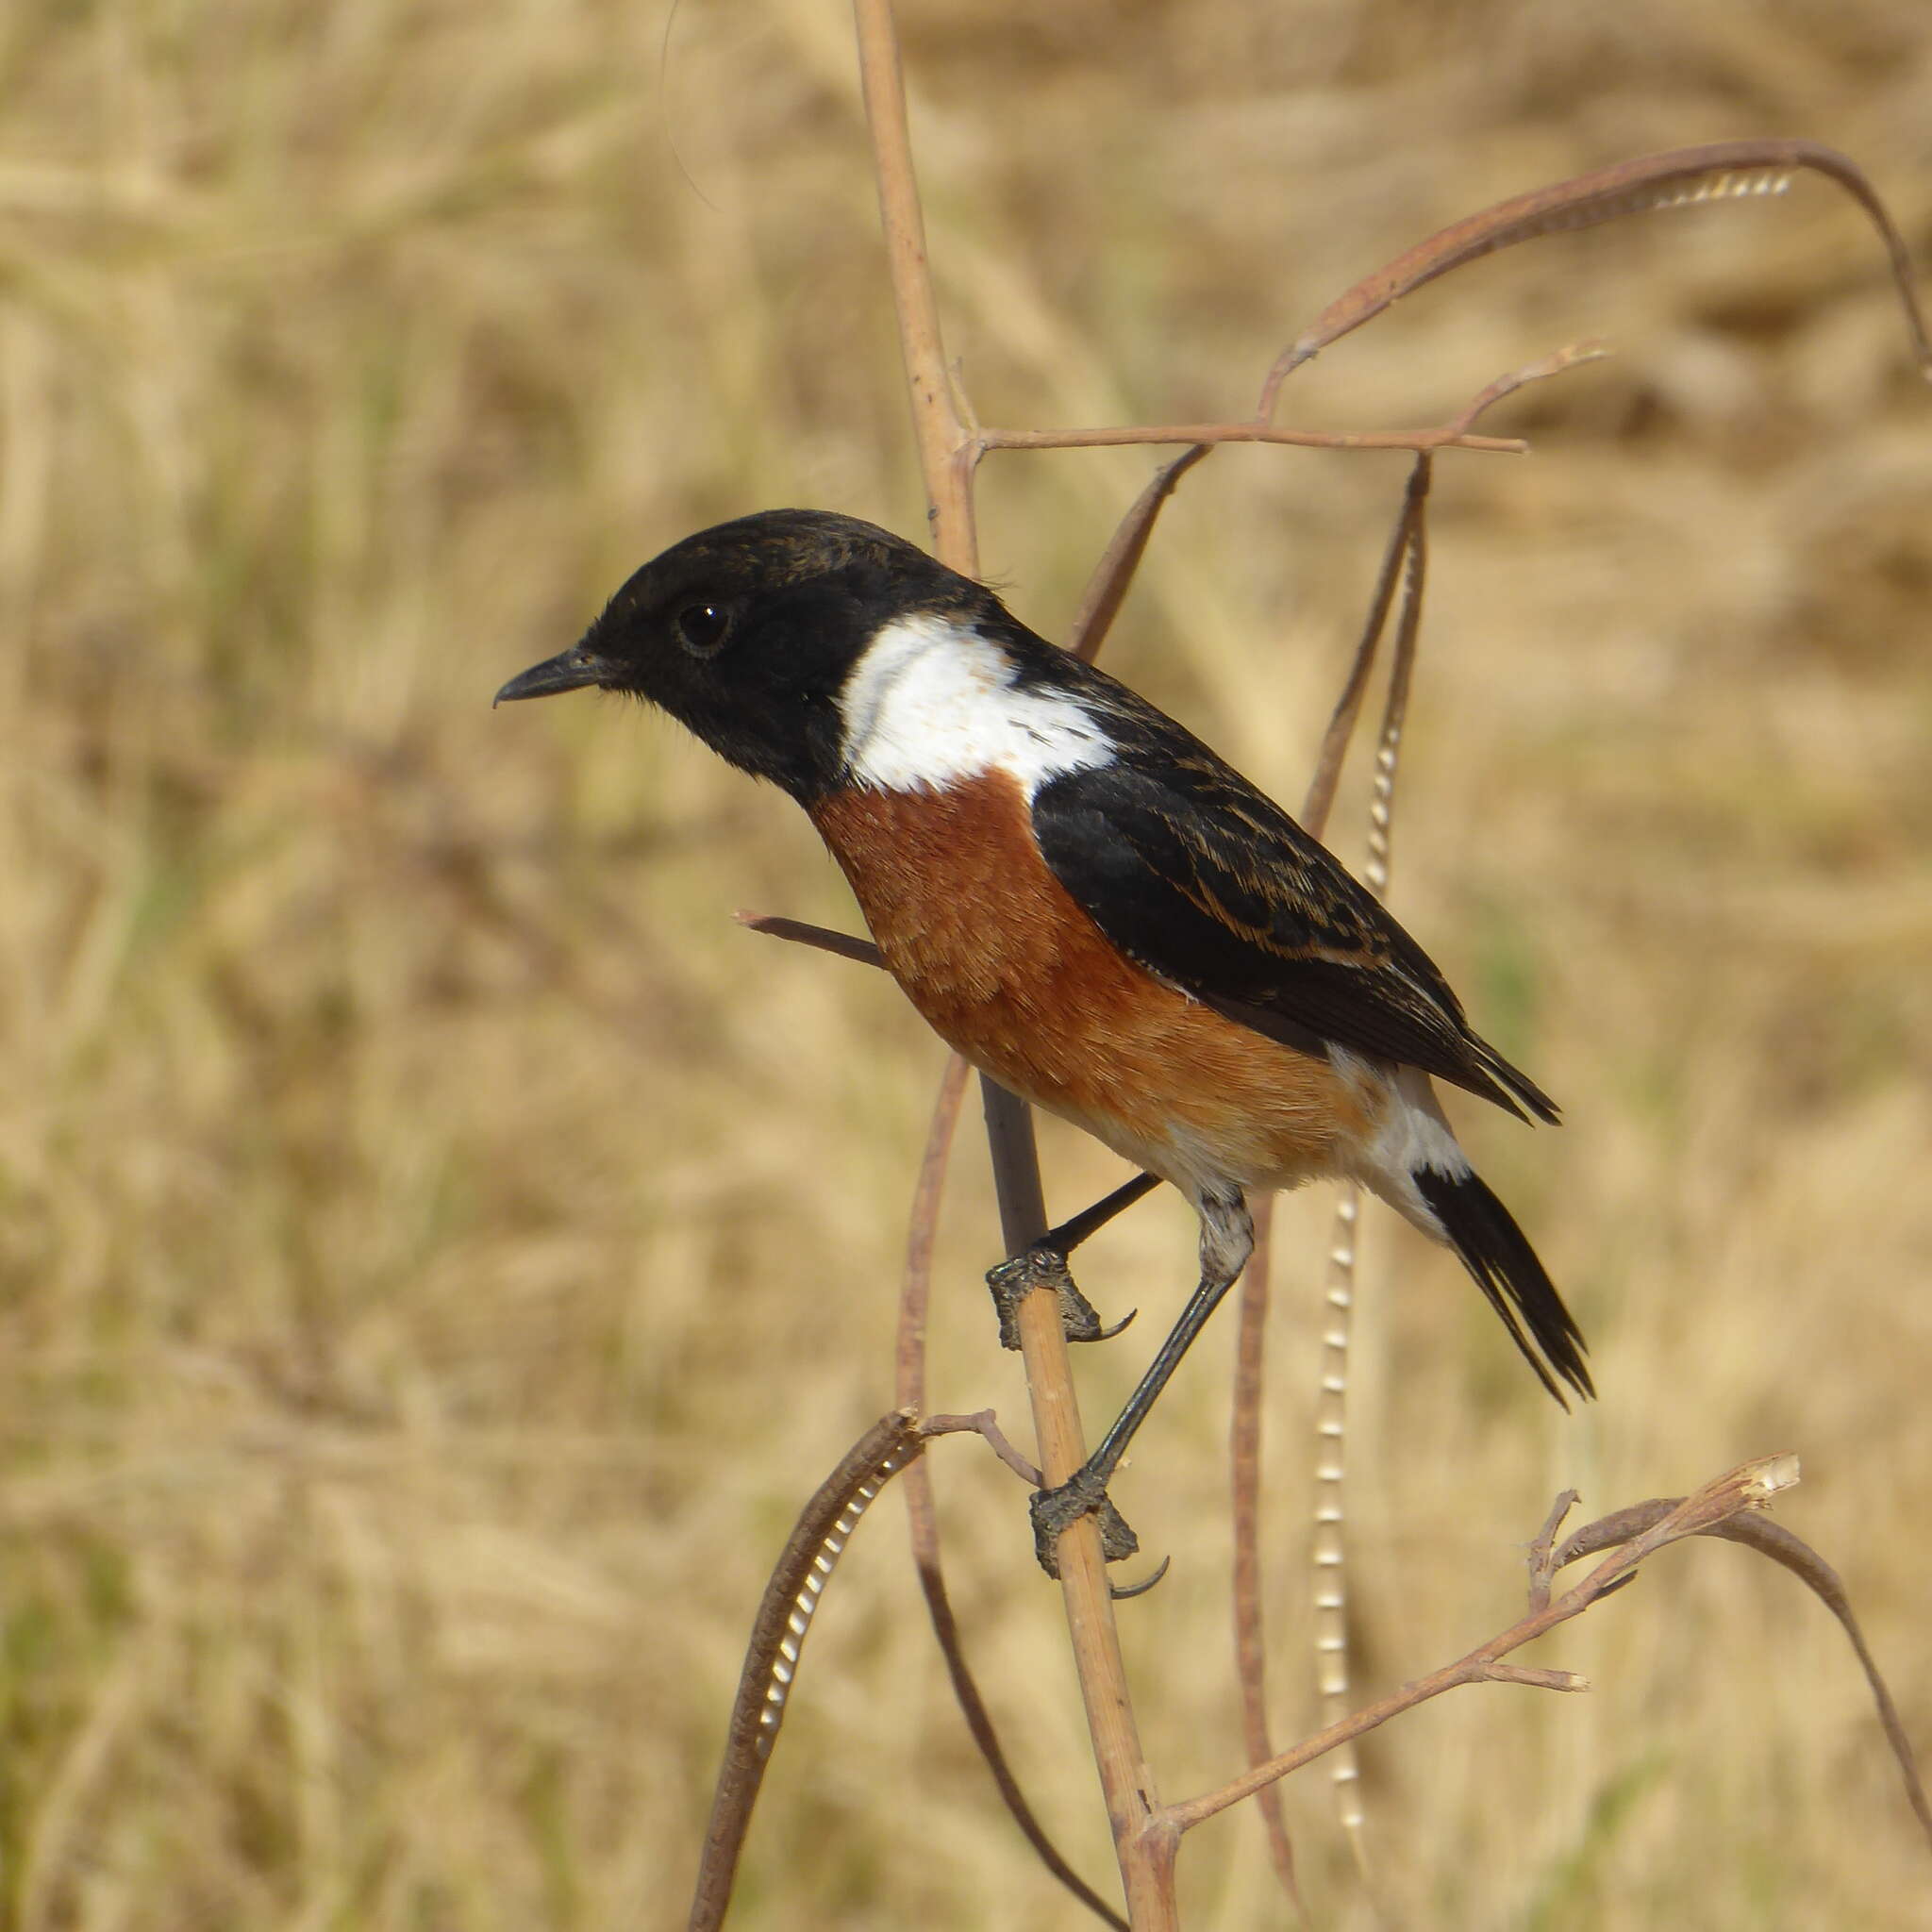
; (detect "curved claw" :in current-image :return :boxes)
[1109,1554,1172,1600]
[1029,1471,1140,1575]
[987,1251,1128,1349]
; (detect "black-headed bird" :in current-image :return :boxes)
[496,509,1588,1568]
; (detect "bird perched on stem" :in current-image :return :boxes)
[496,509,1590,1571]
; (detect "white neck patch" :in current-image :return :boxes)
[837,611,1113,794]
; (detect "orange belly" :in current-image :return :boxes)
[808,773,1373,1202]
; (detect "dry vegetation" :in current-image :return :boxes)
[3,1,1929,1925]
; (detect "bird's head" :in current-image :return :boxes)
[494,509,1002,802]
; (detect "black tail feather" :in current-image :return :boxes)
[1412,1166,1591,1407]
[1465,1034,1561,1127]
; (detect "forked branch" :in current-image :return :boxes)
[1167,1456,1801,1835]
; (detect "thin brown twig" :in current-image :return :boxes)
[921,1409,1044,1489]
[1443,340,1612,436]
[1260,139,1932,408]
[1371,458,1430,858]
[992,1086,1171,1925]
[1554,1499,1932,1853]
[894,1050,971,1416]
[1525,1490,1581,1614]
[1484,1663,1591,1692]
[979,420,1524,456]
[854,0,977,545]
[1164,1456,1799,1835]
[736,910,882,969]
[1300,464,1429,841]
[1066,446,1212,664]
[893,1056,1131,1930]
[1227,1194,1302,1914]
[905,1444,1131,1932]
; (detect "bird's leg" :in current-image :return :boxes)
[986,1171,1162,1350]
[1029,1187,1255,1576]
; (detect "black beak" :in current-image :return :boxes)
[493,643,614,707]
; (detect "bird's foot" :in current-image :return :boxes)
[1028,1464,1140,1577]
[986,1247,1135,1352]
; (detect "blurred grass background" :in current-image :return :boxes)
[2,0,1930,1925]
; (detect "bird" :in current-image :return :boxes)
[495,508,1590,1570]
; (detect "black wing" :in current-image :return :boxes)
[1028,680,1556,1123]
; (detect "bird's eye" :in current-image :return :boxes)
[674,602,733,656]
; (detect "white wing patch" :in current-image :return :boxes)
[838,612,1113,795]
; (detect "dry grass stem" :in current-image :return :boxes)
[1065,447,1213,664]
[1221,458,1444,1912]
[736,911,884,969]
[1303,456,1433,1870]
[1555,1495,1932,1850]
[852,0,975,544]
[1167,1457,1802,1835]
[979,421,1526,456]
[690,1412,925,1932]
[919,1410,1042,1489]
[1264,138,1932,399]
[901,1049,1130,1929]
[1226,1196,1303,1913]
